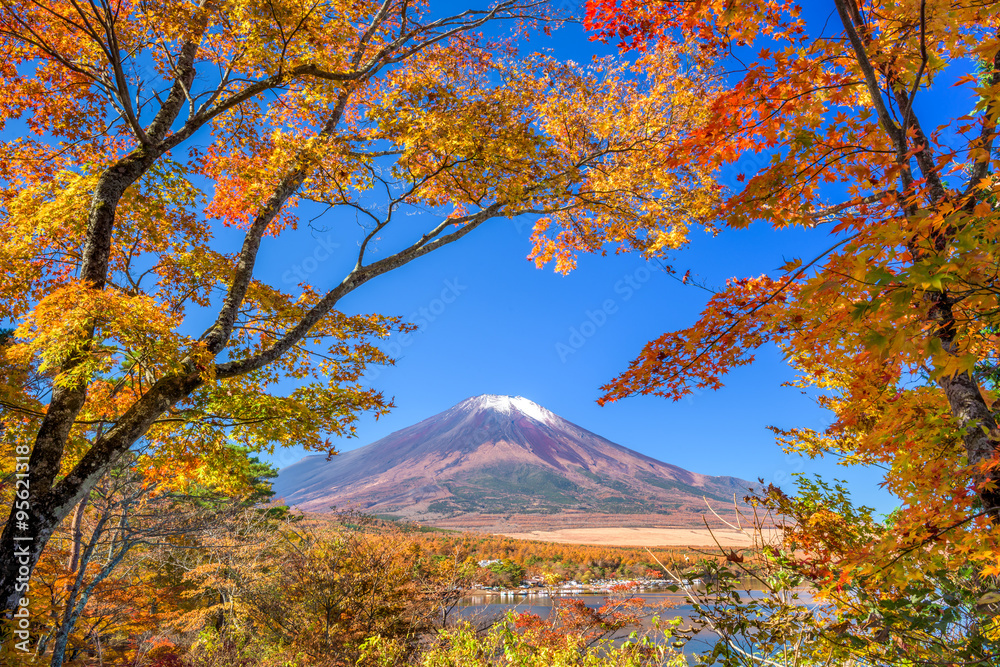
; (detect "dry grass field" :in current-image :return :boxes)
[497,527,781,548]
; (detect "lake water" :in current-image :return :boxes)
[455,585,817,662]
[455,590,731,658]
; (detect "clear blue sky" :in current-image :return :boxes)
[262,205,894,513]
[260,2,979,517]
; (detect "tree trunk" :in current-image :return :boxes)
[1,488,81,614]
[66,497,87,576]
[938,371,1000,520]
[0,9,207,607]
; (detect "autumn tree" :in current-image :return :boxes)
[176,516,431,665]
[572,0,1000,659]
[581,0,1000,560]
[409,544,484,629]
[0,0,717,612]
[413,610,686,667]
[29,453,241,667]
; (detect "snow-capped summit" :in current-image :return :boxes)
[457,394,557,426]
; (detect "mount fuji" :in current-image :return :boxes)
[273,395,751,528]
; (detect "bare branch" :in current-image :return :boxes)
[215,203,503,379]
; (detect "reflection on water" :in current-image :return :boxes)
[455,585,812,662]
[456,591,729,658]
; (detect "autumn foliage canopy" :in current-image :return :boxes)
[587,0,1000,622]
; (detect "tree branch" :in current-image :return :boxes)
[215,204,503,379]
[833,0,904,153]
[201,91,352,354]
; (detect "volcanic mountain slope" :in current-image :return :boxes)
[273,395,751,526]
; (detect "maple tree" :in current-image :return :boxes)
[0,0,718,614]
[0,444,275,664]
[642,489,1000,665]
[576,0,1000,660]
[35,474,199,665]
[511,583,661,649]
[178,519,421,665]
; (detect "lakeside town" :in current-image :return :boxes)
[469,560,705,598]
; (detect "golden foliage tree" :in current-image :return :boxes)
[0,0,719,612]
